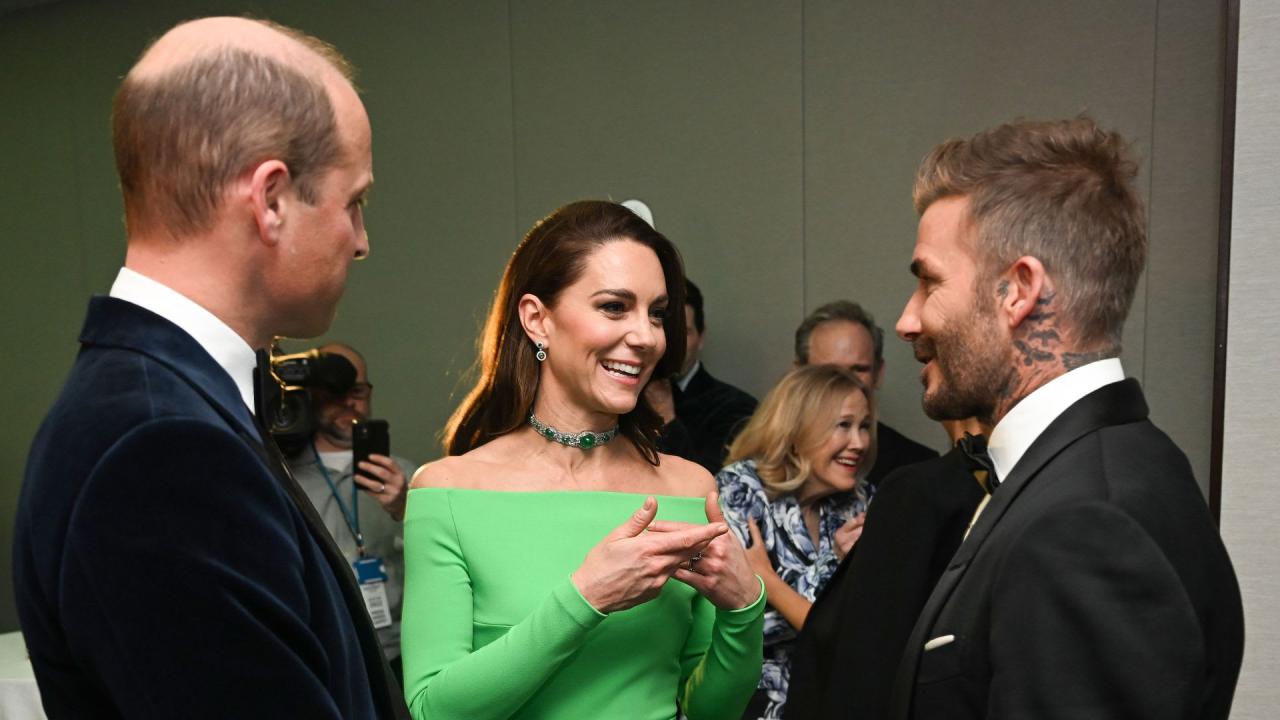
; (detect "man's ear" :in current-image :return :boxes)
[247,160,292,245]
[1000,255,1050,329]
[517,293,551,346]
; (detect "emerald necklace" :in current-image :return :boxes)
[528,412,619,450]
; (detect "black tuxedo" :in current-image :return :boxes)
[866,422,940,490]
[672,364,757,474]
[13,297,409,719]
[785,446,985,720]
[890,379,1244,720]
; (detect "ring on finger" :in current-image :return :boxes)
[379,482,386,494]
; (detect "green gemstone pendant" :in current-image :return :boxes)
[527,413,618,450]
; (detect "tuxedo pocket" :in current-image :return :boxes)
[917,634,965,685]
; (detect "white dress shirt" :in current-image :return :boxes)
[675,359,701,393]
[109,267,258,414]
[987,358,1126,482]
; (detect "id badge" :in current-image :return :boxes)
[353,556,393,629]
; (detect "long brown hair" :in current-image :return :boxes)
[443,200,687,464]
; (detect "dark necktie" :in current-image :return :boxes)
[958,432,1000,493]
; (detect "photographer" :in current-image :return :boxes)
[286,342,416,680]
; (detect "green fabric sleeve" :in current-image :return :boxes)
[401,491,606,720]
[678,575,767,720]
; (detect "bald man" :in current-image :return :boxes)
[13,18,409,719]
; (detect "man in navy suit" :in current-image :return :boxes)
[888,117,1244,719]
[13,17,408,719]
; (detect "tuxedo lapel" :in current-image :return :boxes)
[889,379,1149,719]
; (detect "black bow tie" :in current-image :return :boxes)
[958,432,1000,492]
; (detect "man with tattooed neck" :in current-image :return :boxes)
[887,118,1243,720]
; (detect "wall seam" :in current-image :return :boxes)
[800,0,808,317]
[507,0,520,239]
[1142,0,1162,384]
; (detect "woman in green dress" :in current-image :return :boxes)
[402,200,766,719]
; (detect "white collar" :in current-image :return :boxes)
[109,267,258,414]
[676,359,702,393]
[987,358,1125,481]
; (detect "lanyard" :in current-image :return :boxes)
[311,442,365,555]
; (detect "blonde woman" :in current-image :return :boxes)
[715,364,872,719]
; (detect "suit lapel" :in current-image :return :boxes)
[80,297,408,720]
[889,379,1149,719]
[80,296,259,438]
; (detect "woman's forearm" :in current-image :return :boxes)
[760,570,812,631]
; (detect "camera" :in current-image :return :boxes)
[258,349,357,453]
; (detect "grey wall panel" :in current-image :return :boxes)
[1143,0,1225,491]
[1222,1,1280,716]
[803,0,1159,452]
[0,8,91,635]
[508,0,805,399]
[281,2,519,463]
[0,0,1229,633]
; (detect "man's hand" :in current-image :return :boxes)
[353,454,408,521]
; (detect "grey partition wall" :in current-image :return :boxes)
[0,0,1227,633]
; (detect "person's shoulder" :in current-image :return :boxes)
[411,455,480,490]
[715,458,764,488]
[698,368,758,407]
[410,434,526,490]
[655,452,716,498]
[877,422,940,460]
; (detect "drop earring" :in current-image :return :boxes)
[535,341,547,362]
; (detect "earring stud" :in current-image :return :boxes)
[535,341,547,362]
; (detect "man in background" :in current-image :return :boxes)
[795,300,938,490]
[648,279,758,474]
[12,17,408,718]
[288,343,416,680]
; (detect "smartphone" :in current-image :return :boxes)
[352,419,390,483]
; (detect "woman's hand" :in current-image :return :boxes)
[833,514,866,562]
[571,496,728,614]
[743,518,777,580]
[657,492,764,611]
[354,454,408,522]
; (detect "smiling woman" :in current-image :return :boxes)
[715,364,873,720]
[400,200,766,720]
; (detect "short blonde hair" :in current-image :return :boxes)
[726,365,869,499]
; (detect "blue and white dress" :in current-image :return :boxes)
[716,458,870,719]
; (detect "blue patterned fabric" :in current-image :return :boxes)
[716,459,870,719]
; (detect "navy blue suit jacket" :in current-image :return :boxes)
[13,297,408,719]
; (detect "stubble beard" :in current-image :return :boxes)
[917,302,1011,426]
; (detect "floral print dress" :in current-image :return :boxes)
[716,459,870,720]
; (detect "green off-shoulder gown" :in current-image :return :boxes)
[401,489,766,720]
